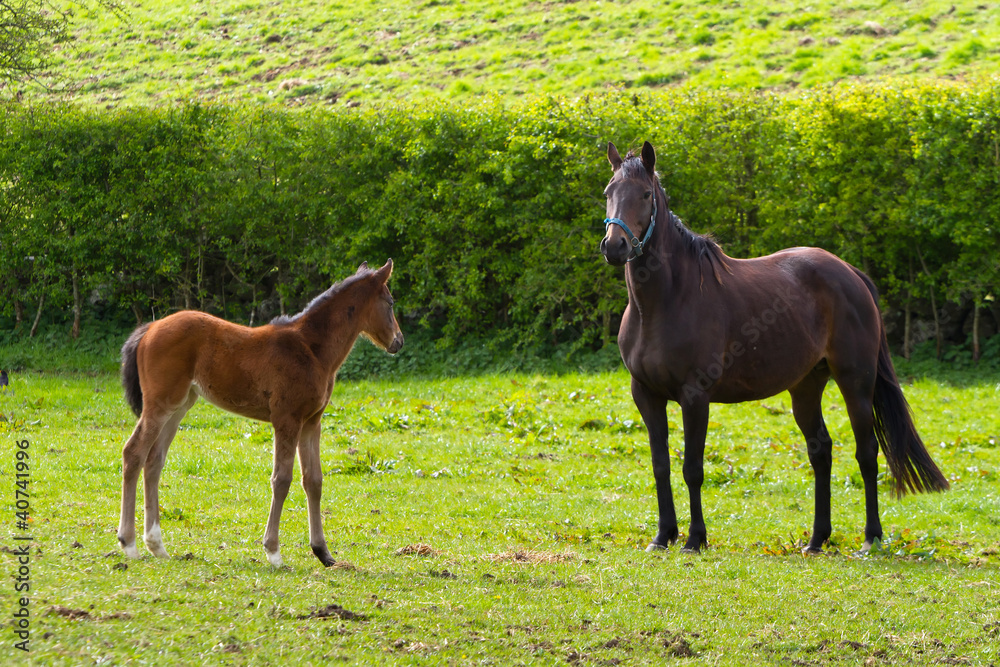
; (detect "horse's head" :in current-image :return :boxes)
[601,141,659,266]
[359,259,404,354]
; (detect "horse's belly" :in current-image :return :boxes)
[192,381,272,422]
[622,326,819,405]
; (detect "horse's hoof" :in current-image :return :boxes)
[802,546,825,556]
[265,548,284,568]
[853,539,878,556]
[313,545,336,567]
[645,543,669,553]
[679,546,700,555]
[121,542,140,559]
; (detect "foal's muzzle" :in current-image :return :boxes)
[387,332,404,355]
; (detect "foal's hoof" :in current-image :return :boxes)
[645,542,669,554]
[312,545,336,568]
[679,546,701,555]
[120,541,141,560]
[265,548,284,568]
[801,545,825,556]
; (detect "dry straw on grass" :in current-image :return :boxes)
[482,549,575,564]
[395,543,438,556]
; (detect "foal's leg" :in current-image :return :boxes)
[142,390,197,558]
[836,371,883,553]
[790,370,834,553]
[680,399,711,552]
[631,378,677,551]
[118,413,169,558]
[262,418,302,567]
[298,414,335,567]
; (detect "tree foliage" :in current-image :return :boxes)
[1,81,998,354]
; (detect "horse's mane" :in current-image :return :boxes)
[270,268,373,326]
[621,153,730,284]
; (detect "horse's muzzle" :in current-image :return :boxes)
[600,234,630,267]
[387,332,404,355]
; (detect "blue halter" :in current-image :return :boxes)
[604,190,657,262]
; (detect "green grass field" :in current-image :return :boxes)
[5,0,1000,663]
[30,0,1000,107]
[2,368,998,664]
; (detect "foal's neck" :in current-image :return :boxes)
[297,285,367,376]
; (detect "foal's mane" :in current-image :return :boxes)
[270,268,374,327]
[620,152,730,284]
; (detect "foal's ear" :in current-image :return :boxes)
[376,258,393,283]
[641,141,656,175]
[608,141,623,172]
[357,261,369,273]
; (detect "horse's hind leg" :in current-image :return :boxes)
[298,414,335,567]
[790,368,834,553]
[142,390,197,558]
[262,419,302,567]
[118,413,169,558]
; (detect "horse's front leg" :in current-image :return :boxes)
[298,414,335,567]
[631,378,677,551]
[262,419,301,567]
[680,399,710,552]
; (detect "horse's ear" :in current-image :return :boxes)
[608,141,623,172]
[357,261,369,273]
[641,141,656,175]
[376,258,393,283]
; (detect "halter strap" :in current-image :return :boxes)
[604,190,657,262]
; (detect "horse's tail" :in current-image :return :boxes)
[853,267,950,497]
[121,323,151,418]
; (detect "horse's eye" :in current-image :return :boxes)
[644,191,652,199]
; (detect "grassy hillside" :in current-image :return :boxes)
[27,0,1000,107]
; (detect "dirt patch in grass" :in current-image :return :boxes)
[328,559,363,572]
[49,606,91,620]
[297,603,367,621]
[483,549,575,564]
[395,543,438,556]
[47,606,131,622]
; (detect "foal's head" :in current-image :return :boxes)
[601,141,659,267]
[358,259,404,354]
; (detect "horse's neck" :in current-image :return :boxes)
[299,290,365,375]
[625,204,688,314]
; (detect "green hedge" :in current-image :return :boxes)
[1,81,998,358]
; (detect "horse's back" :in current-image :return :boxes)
[736,247,878,315]
[735,246,883,369]
[678,246,883,403]
[139,310,254,369]
[135,311,279,418]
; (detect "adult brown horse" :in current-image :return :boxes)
[117,260,403,567]
[601,141,949,554]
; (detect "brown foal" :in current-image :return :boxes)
[117,260,403,567]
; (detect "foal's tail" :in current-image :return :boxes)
[854,268,950,497]
[121,323,151,418]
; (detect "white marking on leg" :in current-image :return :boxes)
[121,540,140,559]
[144,523,170,558]
[265,547,284,568]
